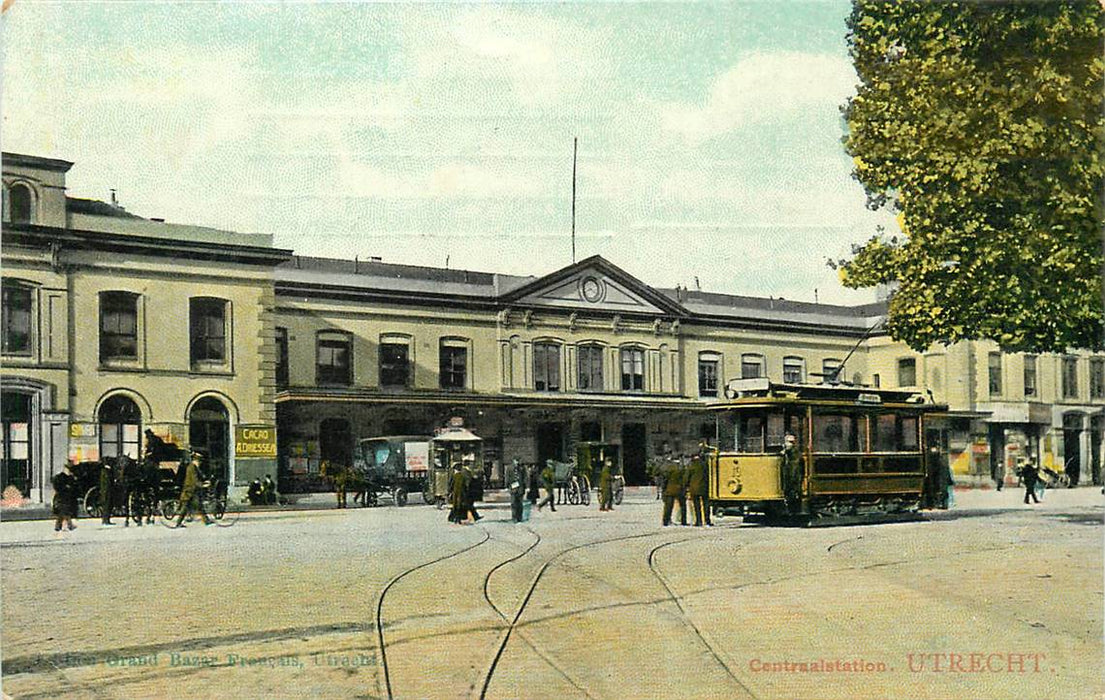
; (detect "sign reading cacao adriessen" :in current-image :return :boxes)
[235,426,277,458]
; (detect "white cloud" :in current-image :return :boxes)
[660,52,857,144]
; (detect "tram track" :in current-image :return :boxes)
[646,536,756,699]
[375,527,491,700]
[476,528,688,700]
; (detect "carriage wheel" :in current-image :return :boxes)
[422,483,435,506]
[567,480,581,505]
[394,488,408,507]
[366,490,379,507]
[84,487,102,519]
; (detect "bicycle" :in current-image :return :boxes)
[613,474,625,506]
[160,480,241,528]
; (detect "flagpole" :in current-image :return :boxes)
[571,136,577,264]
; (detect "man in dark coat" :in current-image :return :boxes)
[247,478,263,506]
[464,463,483,522]
[662,457,686,526]
[99,460,115,525]
[261,475,277,505]
[1020,459,1040,505]
[448,463,468,523]
[174,452,212,527]
[686,453,711,526]
[52,461,79,532]
[509,459,526,523]
[782,433,803,515]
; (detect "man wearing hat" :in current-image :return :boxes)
[174,450,212,527]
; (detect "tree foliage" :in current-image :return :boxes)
[839,1,1104,352]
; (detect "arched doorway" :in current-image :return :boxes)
[1,392,33,495]
[190,397,230,483]
[98,395,141,462]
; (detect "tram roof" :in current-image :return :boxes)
[709,378,942,410]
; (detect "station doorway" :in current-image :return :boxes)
[536,423,565,465]
[621,423,647,485]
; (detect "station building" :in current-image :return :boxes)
[3,152,1102,503]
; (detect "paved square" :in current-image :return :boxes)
[2,488,1101,699]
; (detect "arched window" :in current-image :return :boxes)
[620,346,645,391]
[439,337,469,390]
[534,341,561,392]
[99,395,142,461]
[189,397,229,482]
[578,343,605,391]
[9,183,34,224]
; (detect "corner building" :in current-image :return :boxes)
[2,153,289,502]
[3,151,1102,503]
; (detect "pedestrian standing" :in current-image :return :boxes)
[51,461,79,532]
[1020,459,1040,505]
[661,456,686,526]
[537,463,557,512]
[174,452,213,527]
[526,464,540,505]
[686,452,711,526]
[782,433,803,514]
[598,459,613,511]
[509,459,526,523]
[993,459,1006,491]
[448,463,467,524]
[98,460,115,526]
[464,463,483,522]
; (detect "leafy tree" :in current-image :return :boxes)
[837,1,1104,352]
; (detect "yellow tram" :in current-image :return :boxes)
[707,379,950,523]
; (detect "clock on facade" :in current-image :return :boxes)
[581,276,603,303]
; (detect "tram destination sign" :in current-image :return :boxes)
[235,425,277,458]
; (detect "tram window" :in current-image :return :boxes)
[871,414,897,452]
[766,413,785,452]
[737,414,764,453]
[901,417,919,450]
[717,414,736,451]
[813,413,866,453]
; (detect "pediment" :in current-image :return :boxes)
[500,256,687,316]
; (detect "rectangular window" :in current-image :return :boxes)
[872,373,881,388]
[100,292,138,361]
[698,356,719,397]
[317,333,352,386]
[620,347,644,391]
[534,343,560,391]
[1091,358,1104,399]
[897,358,916,387]
[379,341,409,387]
[1023,355,1037,397]
[988,352,1002,396]
[578,345,604,391]
[782,357,805,384]
[275,327,289,387]
[440,342,467,390]
[812,413,867,453]
[1062,357,1078,399]
[190,298,227,364]
[822,359,842,384]
[870,414,920,452]
[1,283,32,355]
[741,354,764,379]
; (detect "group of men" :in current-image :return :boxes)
[246,475,278,506]
[659,449,712,527]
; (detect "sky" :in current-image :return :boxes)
[1,1,899,305]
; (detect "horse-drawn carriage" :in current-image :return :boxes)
[75,452,183,522]
[348,435,432,507]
